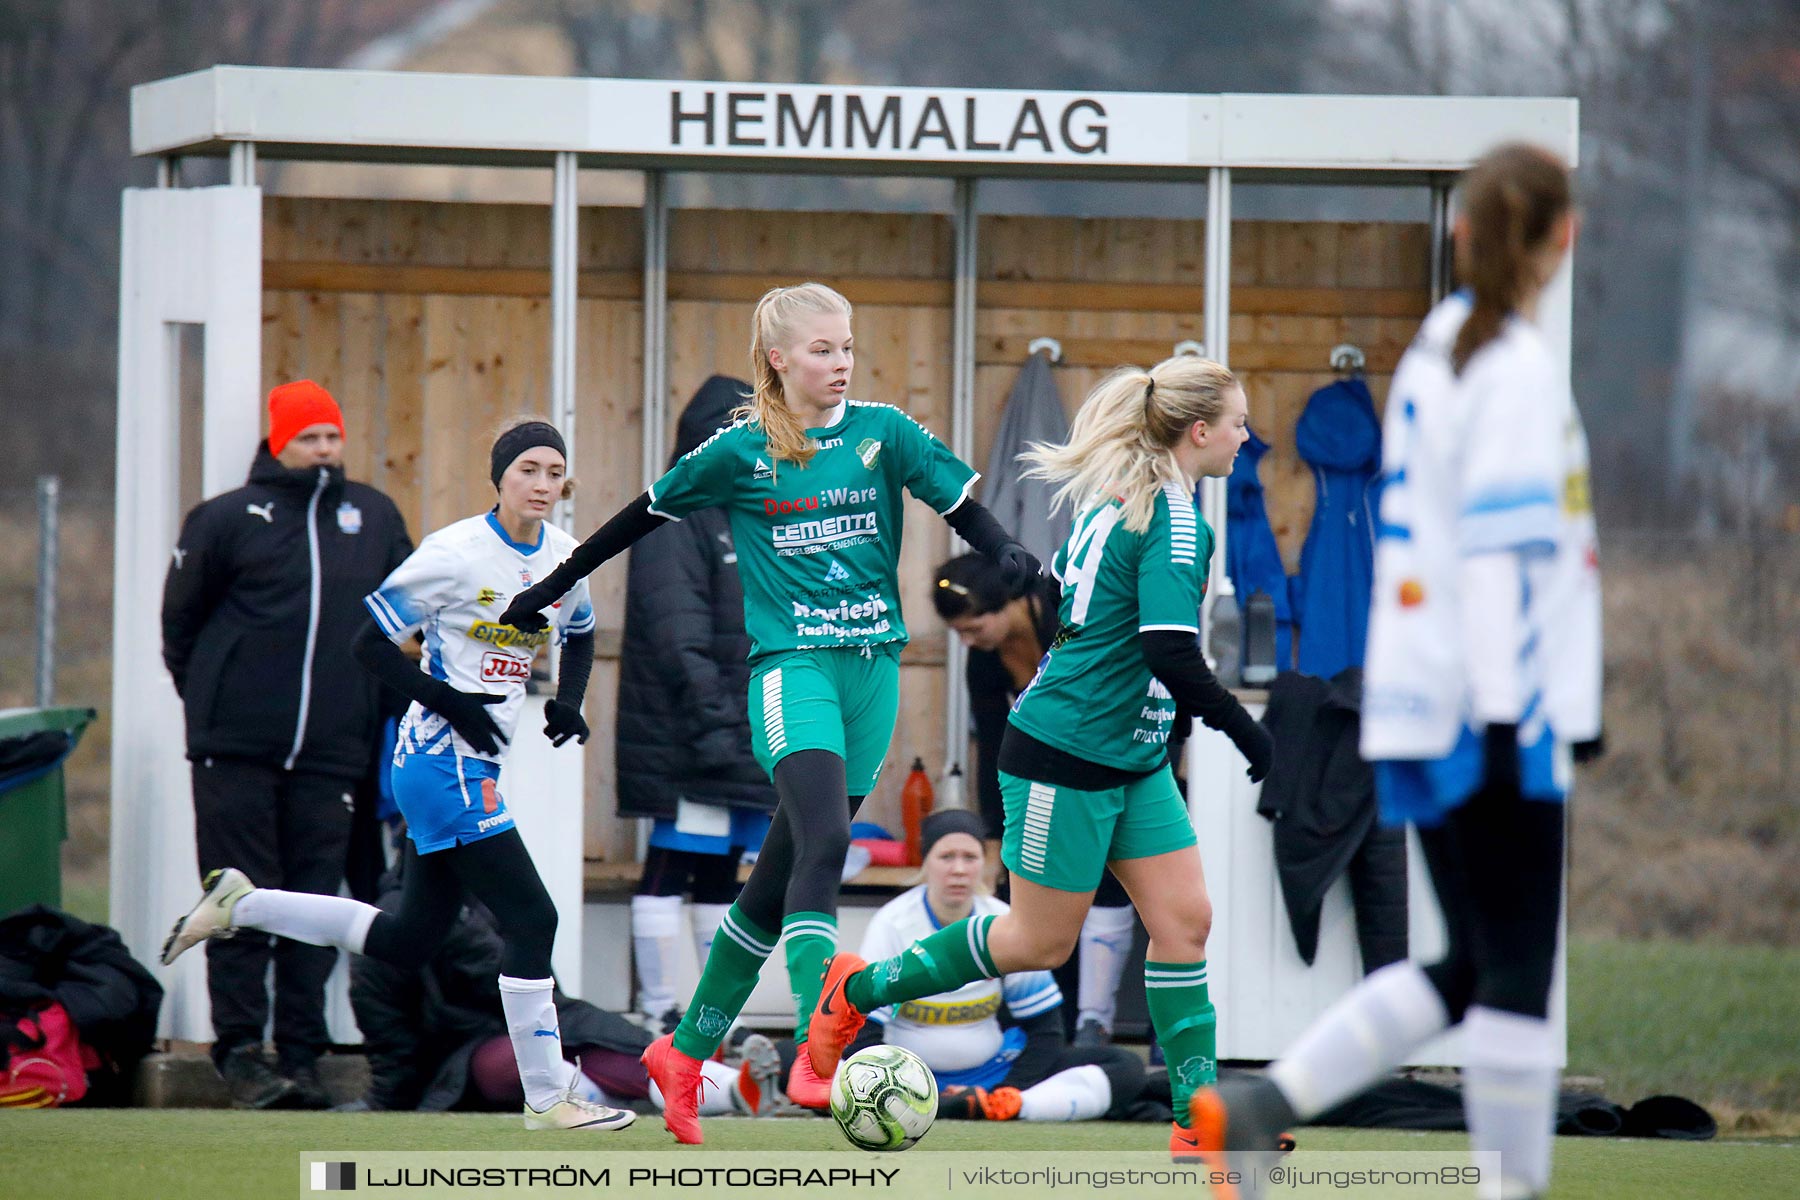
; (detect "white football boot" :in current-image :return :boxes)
[523,1091,638,1131]
[160,868,254,965]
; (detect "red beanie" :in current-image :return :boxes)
[268,380,344,455]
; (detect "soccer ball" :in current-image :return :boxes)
[828,1045,938,1151]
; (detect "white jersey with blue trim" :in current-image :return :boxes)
[364,513,596,765]
[1363,292,1601,760]
[859,885,1061,1073]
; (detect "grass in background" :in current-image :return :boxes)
[1567,937,1800,1124]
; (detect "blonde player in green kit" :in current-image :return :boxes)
[805,356,1275,1157]
[500,283,1037,1142]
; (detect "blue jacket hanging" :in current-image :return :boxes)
[1294,377,1382,679]
[1225,426,1295,671]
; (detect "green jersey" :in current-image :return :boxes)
[1009,482,1214,772]
[648,400,978,663]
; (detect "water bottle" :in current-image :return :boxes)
[937,763,967,811]
[1242,590,1278,686]
[901,758,935,865]
[1209,585,1242,687]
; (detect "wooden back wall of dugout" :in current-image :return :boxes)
[260,196,1430,862]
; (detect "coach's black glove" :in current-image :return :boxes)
[499,585,556,634]
[426,683,508,756]
[1482,721,1521,796]
[543,698,590,748]
[994,541,1042,597]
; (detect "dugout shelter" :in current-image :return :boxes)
[117,66,1578,1061]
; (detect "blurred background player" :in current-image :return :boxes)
[500,283,1038,1141]
[846,809,1152,1124]
[1189,143,1601,1200]
[163,420,636,1134]
[616,375,777,1035]
[808,356,1274,1158]
[932,553,1139,1047]
[345,848,782,1120]
[160,379,411,1109]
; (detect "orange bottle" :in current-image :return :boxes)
[901,757,935,865]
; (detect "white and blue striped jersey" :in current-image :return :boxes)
[859,886,1062,1073]
[1362,291,1602,761]
[364,512,595,764]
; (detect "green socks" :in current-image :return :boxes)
[670,904,777,1060]
[1146,959,1217,1127]
[846,914,1000,1013]
[782,911,839,1045]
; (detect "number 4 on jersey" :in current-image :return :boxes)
[1060,503,1123,626]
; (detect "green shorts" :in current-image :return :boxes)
[747,646,901,797]
[999,764,1197,893]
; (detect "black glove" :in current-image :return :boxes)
[994,541,1042,597]
[499,584,556,633]
[543,698,590,747]
[1231,716,1275,784]
[1482,721,1521,795]
[1572,731,1605,765]
[426,683,507,756]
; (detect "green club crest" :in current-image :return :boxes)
[1176,1055,1216,1089]
[693,1005,731,1039]
[857,438,883,469]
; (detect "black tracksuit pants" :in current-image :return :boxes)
[192,757,354,1070]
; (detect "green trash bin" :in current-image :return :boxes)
[0,705,97,915]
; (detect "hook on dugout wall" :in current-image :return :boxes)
[1173,339,1207,359]
[1027,336,1063,363]
[1330,343,1366,376]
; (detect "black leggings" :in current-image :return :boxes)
[635,844,744,905]
[1417,785,1564,1021]
[362,829,558,979]
[733,749,862,933]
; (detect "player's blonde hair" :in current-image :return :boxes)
[736,282,854,474]
[1020,356,1239,534]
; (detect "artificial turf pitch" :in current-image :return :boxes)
[3,1110,1795,1199]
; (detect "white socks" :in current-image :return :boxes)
[1268,960,1450,1120]
[690,902,729,968]
[647,1057,741,1116]
[1019,1064,1112,1122]
[631,894,683,1021]
[1462,1006,1557,1200]
[232,888,379,954]
[499,975,568,1111]
[1077,904,1136,1031]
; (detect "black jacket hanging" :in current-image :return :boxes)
[1256,669,1407,970]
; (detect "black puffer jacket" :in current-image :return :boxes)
[161,445,412,779]
[615,376,776,820]
[0,907,164,1106]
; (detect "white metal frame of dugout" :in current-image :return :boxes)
[121,67,1578,1055]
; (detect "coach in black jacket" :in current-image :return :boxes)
[161,380,411,1108]
[615,375,777,1027]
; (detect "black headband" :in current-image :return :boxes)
[491,422,568,487]
[920,808,988,859]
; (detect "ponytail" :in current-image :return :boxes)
[1451,143,1573,375]
[737,282,854,474]
[1021,356,1238,533]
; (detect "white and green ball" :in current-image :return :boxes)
[827,1045,938,1151]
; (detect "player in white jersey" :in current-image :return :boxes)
[1191,145,1602,1200]
[162,420,635,1134]
[852,810,1147,1123]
